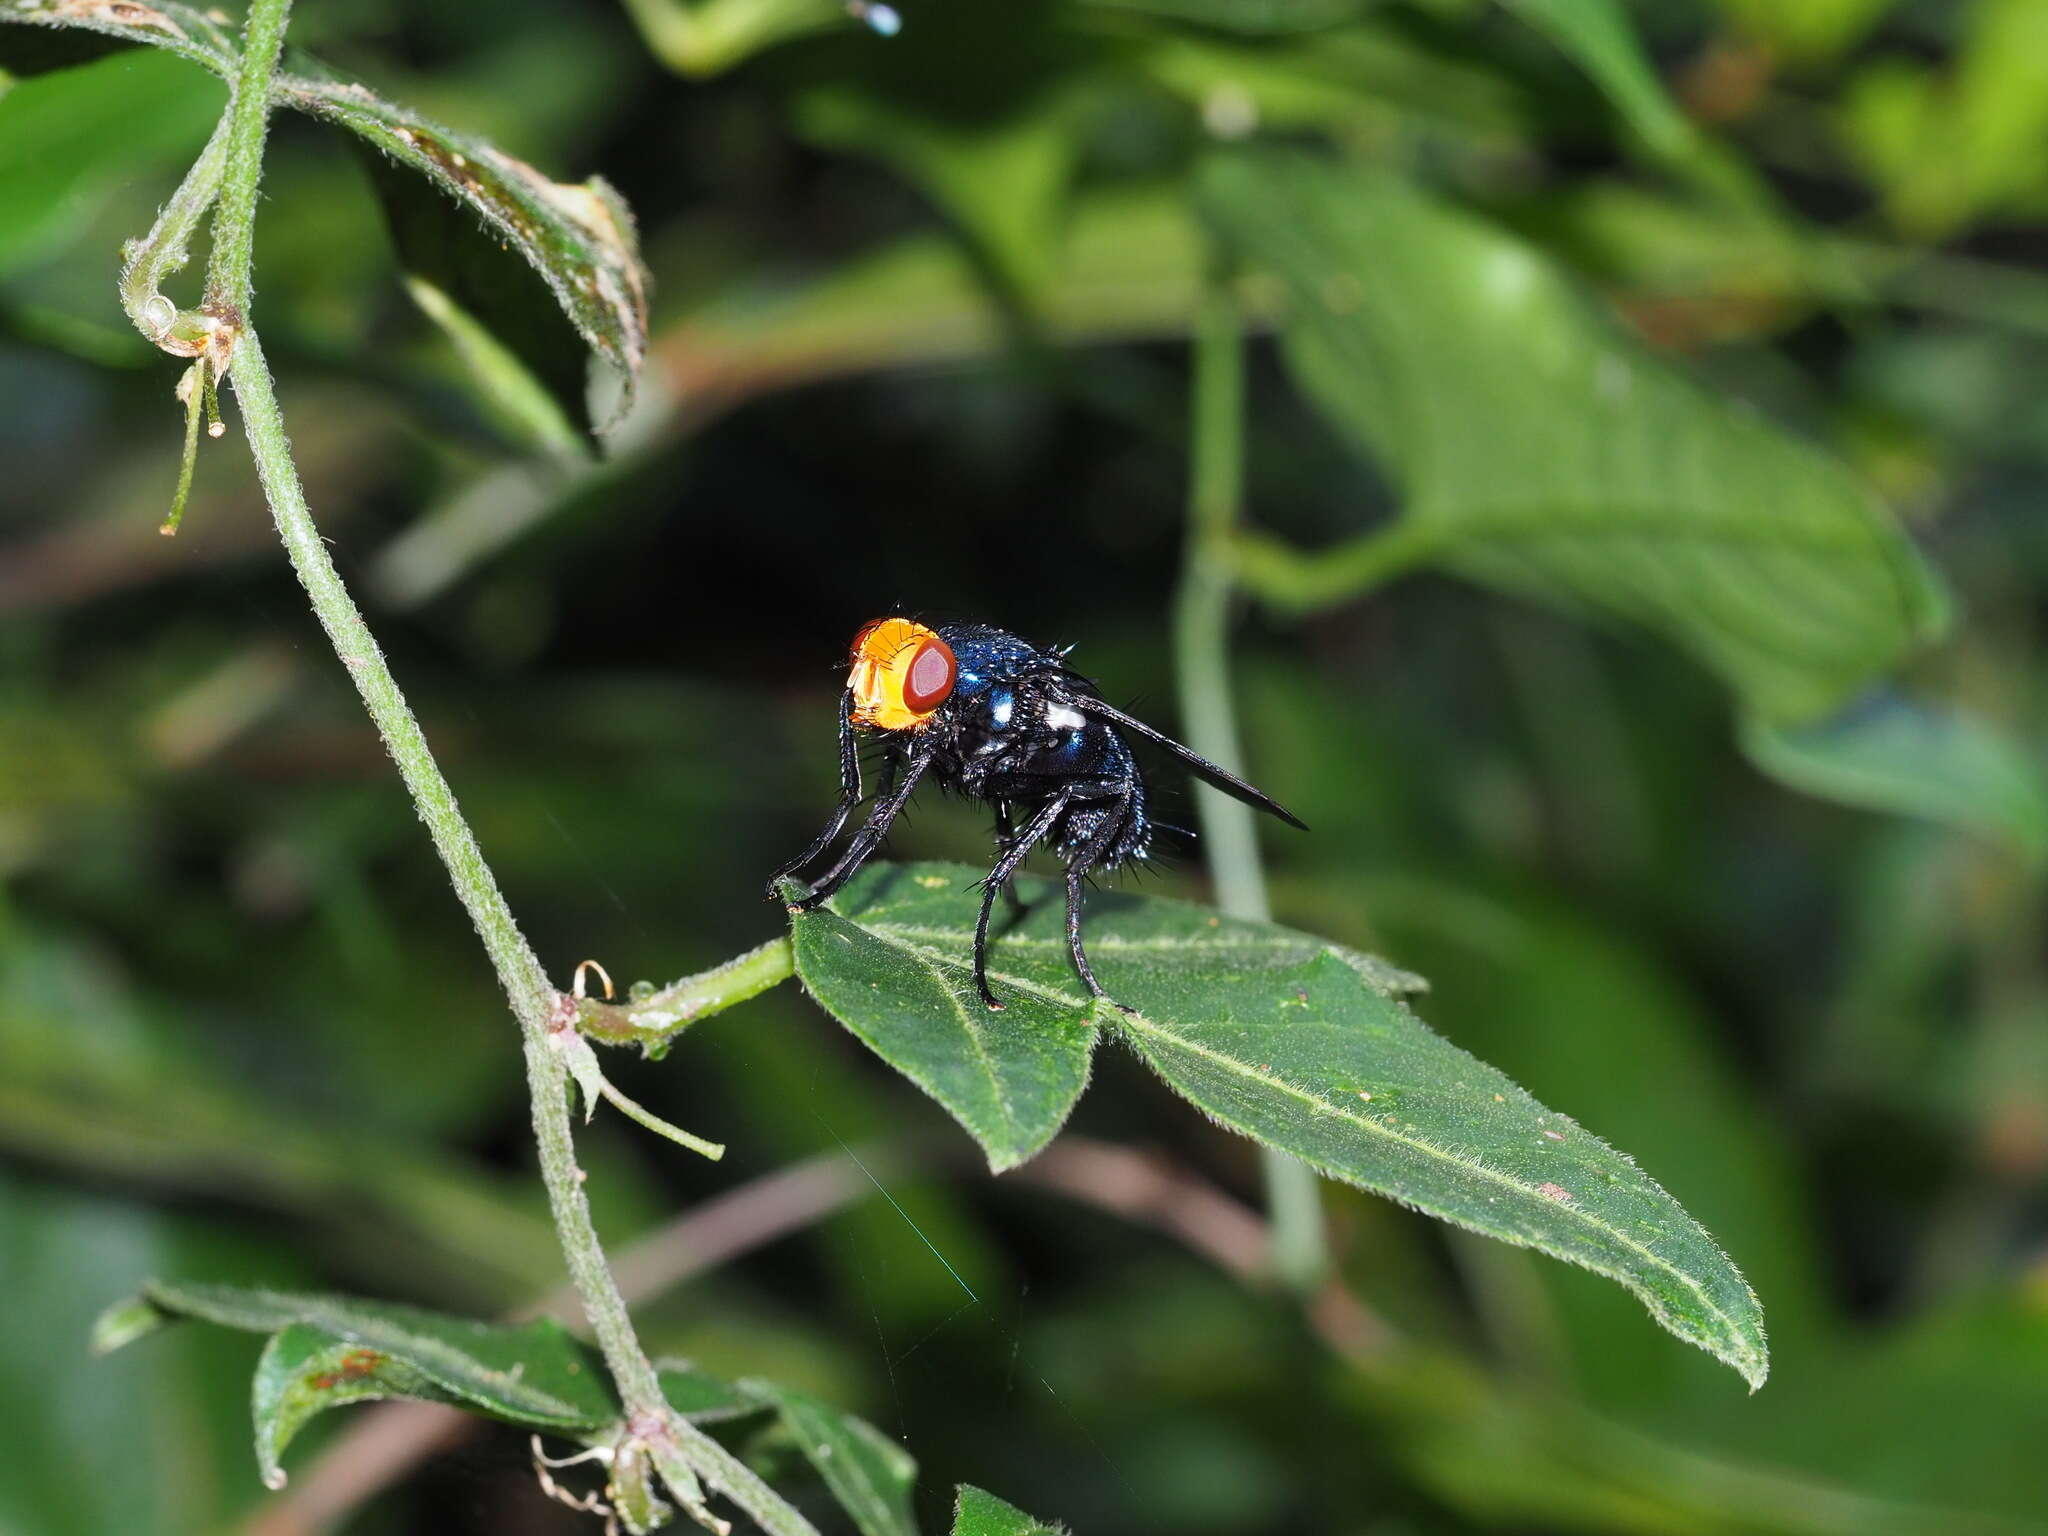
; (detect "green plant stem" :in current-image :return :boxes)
[119,110,231,340]
[202,0,289,320]
[579,937,795,1047]
[1172,266,1328,1293]
[232,321,699,1479]
[1232,520,1440,616]
[201,0,708,1513]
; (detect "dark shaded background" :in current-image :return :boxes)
[2,1,2045,1532]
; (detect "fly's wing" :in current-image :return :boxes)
[1072,694,1308,831]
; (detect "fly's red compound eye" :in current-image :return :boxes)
[901,637,956,713]
[848,618,954,730]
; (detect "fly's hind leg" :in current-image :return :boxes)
[973,793,1070,1010]
[992,801,1029,917]
[1065,796,1138,1015]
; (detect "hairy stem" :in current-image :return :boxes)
[203,0,696,1503]
[202,0,289,319]
[120,110,231,340]
[579,937,794,1048]
[1172,264,1328,1292]
[235,326,682,1433]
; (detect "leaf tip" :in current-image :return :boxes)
[90,1293,165,1357]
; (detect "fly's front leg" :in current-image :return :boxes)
[767,691,862,899]
[973,793,1069,1010]
[789,746,932,912]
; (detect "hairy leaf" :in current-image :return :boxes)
[952,1485,1065,1536]
[252,1325,456,1488]
[750,1380,918,1536]
[1742,692,2048,861]
[0,3,649,428]
[787,866,1102,1172]
[0,0,234,77]
[1205,150,1945,723]
[794,862,1764,1386]
[280,74,648,427]
[99,1281,621,1430]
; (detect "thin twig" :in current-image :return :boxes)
[1172,257,1328,1291]
[246,1136,1395,1534]
[199,2,758,1522]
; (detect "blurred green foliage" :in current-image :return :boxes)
[2,0,2046,1533]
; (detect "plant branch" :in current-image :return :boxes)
[202,0,289,321]
[578,938,795,1049]
[119,109,232,344]
[1231,521,1441,617]
[199,4,762,1524]
[1172,261,1328,1293]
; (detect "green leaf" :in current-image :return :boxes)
[1497,0,1696,161]
[788,865,1102,1173]
[0,46,222,279]
[1741,692,2048,861]
[621,0,844,78]
[749,1380,919,1536]
[793,864,1762,1386]
[252,1324,457,1489]
[1114,959,1768,1390]
[281,73,649,428]
[1206,151,1946,723]
[659,1361,766,1423]
[101,1281,622,1431]
[1082,0,1368,33]
[0,4,650,428]
[1704,0,1898,63]
[791,10,1087,304]
[951,1485,1065,1536]
[0,0,235,78]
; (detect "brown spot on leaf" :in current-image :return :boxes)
[1537,1182,1571,1201]
[338,1349,384,1380]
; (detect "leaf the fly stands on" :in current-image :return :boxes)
[1204,151,1946,724]
[789,865,1101,1173]
[106,1280,621,1429]
[793,863,1765,1386]
[748,1380,919,1536]
[1115,953,1769,1389]
[952,1484,1067,1536]
[252,1324,455,1489]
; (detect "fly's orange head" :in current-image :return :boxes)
[847,618,956,731]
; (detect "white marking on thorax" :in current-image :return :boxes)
[1044,703,1087,731]
[990,694,1013,727]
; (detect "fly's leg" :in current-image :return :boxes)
[1066,796,1137,1014]
[992,801,1028,917]
[973,793,1070,1010]
[767,691,862,898]
[789,745,932,911]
